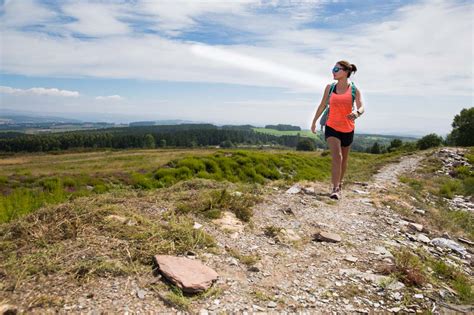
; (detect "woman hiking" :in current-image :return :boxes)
[310,60,365,200]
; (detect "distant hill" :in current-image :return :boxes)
[129,120,196,126]
[264,124,301,131]
[0,114,82,124]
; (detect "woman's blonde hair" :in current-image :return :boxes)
[336,60,357,78]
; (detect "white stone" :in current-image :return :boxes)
[286,184,302,194]
[416,234,430,244]
[345,255,358,263]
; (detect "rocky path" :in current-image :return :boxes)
[373,154,424,187]
[186,154,437,313]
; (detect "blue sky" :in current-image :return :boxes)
[0,0,472,136]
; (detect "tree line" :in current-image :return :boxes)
[0,125,304,152]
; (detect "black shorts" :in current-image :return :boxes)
[325,125,354,147]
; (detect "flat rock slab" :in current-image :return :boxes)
[212,211,244,232]
[286,184,302,194]
[154,255,219,293]
[313,231,342,243]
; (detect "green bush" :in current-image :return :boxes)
[131,173,156,189]
[439,179,462,199]
[417,133,443,150]
[296,138,315,151]
[463,177,474,196]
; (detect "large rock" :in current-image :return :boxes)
[154,255,219,293]
[431,238,467,257]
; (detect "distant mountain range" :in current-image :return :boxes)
[0,114,82,124]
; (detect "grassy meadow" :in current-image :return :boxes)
[252,127,319,139]
[0,147,404,223]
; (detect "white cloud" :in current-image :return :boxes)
[95,95,123,101]
[0,0,472,98]
[135,0,256,36]
[0,86,79,97]
[61,2,130,37]
[0,0,56,29]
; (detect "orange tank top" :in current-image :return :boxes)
[326,83,355,132]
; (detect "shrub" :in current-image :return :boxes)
[439,179,462,199]
[296,138,315,151]
[417,133,443,150]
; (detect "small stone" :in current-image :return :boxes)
[391,292,403,301]
[286,184,302,194]
[313,231,342,243]
[416,234,430,244]
[374,246,394,258]
[414,294,424,299]
[267,301,277,308]
[199,309,209,315]
[248,266,260,272]
[302,187,316,195]
[408,223,424,232]
[345,255,358,263]
[414,209,425,215]
[386,281,405,291]
[193,222,203,229]
[137,289,146,299]
[253,305,265,311]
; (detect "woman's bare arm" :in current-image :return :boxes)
[311,84,331,132]
[347,87,365,121]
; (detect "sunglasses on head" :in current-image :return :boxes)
[332,66,346,73]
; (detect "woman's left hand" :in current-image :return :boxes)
[347,112,358,121]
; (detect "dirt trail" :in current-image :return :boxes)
[373,154,425,188]
[181,154,428,313]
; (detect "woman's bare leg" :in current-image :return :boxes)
[327,137,342,189]
[340,145,351,186]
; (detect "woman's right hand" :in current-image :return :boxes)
[311,122,317,134]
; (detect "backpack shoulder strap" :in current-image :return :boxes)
[351,82,356,103]
[327,82,337,105]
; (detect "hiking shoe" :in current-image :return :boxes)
[330,187,341,200]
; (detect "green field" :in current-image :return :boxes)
[252,127,320,139]
[0,148,403,223]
